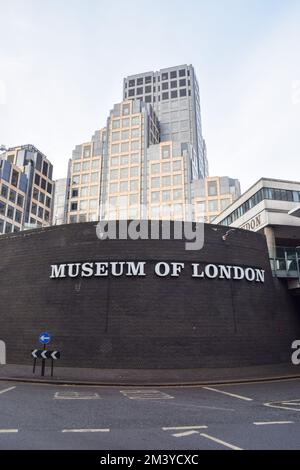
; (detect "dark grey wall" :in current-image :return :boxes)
[0,221,299,368]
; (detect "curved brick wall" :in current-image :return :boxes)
[0,221,299,368]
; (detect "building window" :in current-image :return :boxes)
[39,192,45,204]
[9,189,16,203]
[220,198,231,210]
[120,168,129,179]
[173,174,182,185]
[179,69,186,77]
[137,77,143,85]
[83,146,91,158]
[82,161,90,171]
[112,119,120,129]
[5,222,12,233]
[131,128,139,138]
[151,163,160,173]
[73,163,81,172]
[121,142,129,153]
[129,79,135,87]
[46,196,51,208]
[11,170,19,187]
[145,95,152,103]
[162,162,171,173]
[136,87,143,96]
[42,161,49,177]
[162,145,171,159]
[17,194,24,207]
[132,116,139,126]
[162,92,169,100]
[179,79,186,87]
[122,118,130,128]
[91,159,100,169]
[122,104,130,116]
[170,81,177,89]
[112,131,120,142]
[145,76,152,84]
[151,177,160,188]
[111,157,119,166]
[162,82,169,90]
[1,184,8,198]
[161,73,168,81]
[34,173,41,185]
[162,190,171,202]
[38,206,44,219]
[173,189,183,200]
[145,85,151,93]
[162,176,171,186]
[81,174,90,184]
[72,175,80,185]
[179,89,187,97]
[131,141,139,151]
[121,130,129,140]
[111,144,119,154]
[128,89,135,97]
[208,181,218,196]
[0,201,5,215]
[90,172,99,183]
[208,200,218,212]
[40,178,46,190]
[120,181,128,192]
[72,189,78,198]
[151,191,160,203]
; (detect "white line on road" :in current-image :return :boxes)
[162,426,208,431]
[62,429,110,433]
[254,421,294,426]
[0,430,18,433]
[203,386,253,401]
[173,430,200,438]
[200,433,243,450]
[0,386,16,395]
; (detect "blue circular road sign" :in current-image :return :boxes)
[39,332,51,345]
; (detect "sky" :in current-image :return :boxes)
[0,0,299,192]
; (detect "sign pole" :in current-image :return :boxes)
[33,358,36,374]
[51,358,54,377]
[41,344,46,377]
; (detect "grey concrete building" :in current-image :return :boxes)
[123,64,208,180]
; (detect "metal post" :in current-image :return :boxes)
[51,358,54,377]
[41,344,46,377]
[33,358,36,374]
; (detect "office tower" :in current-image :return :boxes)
[0,145,54,231]
[123,64,208,179]
[52,176,70,225]
[67,129,106,224]
[0,157,27,234]
[192,176,241,223]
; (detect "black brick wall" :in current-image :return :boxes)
[0,221,299,368]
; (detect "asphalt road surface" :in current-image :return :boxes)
[1,378,300,450]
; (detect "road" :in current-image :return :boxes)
[0,378,300,449]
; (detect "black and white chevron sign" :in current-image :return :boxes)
[31,349,61,360]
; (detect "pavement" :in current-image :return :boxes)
[1,378,300,449]
[1,362,300,386]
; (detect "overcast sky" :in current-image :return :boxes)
[0,0,299,192]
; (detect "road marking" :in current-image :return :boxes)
[264,399,300,412]
[162,426,208,431]
[54,392,101,400]
[0,430,18,433]
[0,386,16,395]
[203,386,253,401]
[62,429,110,433]
[200,433,243,450]
[254,421,294,426]
[120,390,174,400]
[173,430,200,437]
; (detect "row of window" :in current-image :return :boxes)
[72,159,100,173]
[69,213,98,224]
[127,79,189,97]
[111,129,140,141]
[112,116,140,129]
[109,180,139,193]
[34,173,53,194]
[0,201,22,224]
[70,199,99,212]
[72,172,100,186]
[71,186,99,198]
[150,175,183,188]
[110,153,140,167]
[111,141,140,154]
[1,184,24,207]
[32,187,52,208]
[127,69,188,88]
[0,218,20,234]
[110,166,140,180]
[31,202,50,221]
[219,187,300,226]
[126,89,190,102]
[150,189,184,203]
[150,160,182,174]
[197,198,231,213]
